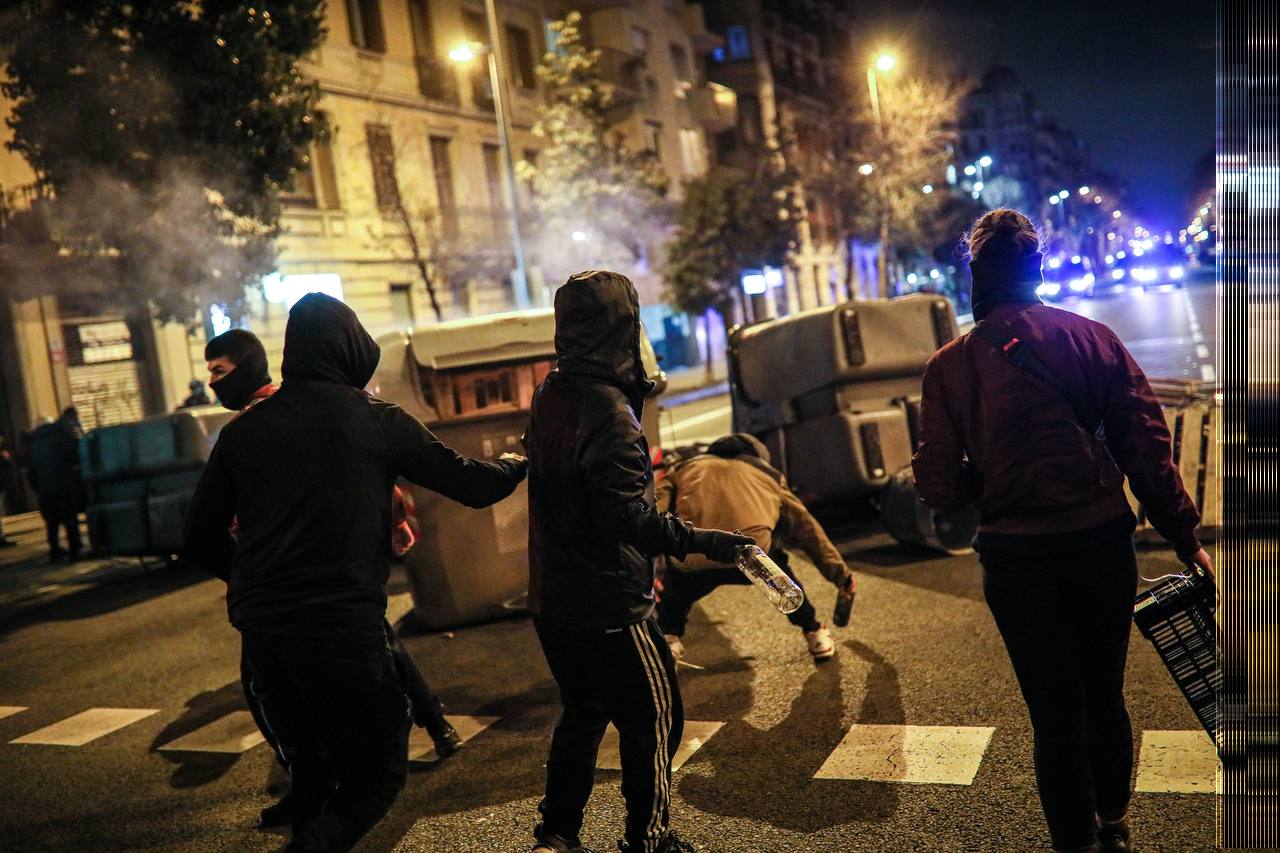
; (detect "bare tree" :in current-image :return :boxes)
[841,74,969,297]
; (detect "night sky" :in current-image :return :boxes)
[853,0,1215,233]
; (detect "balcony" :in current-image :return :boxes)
[595,46,647,107]
[693,81,737,133]
[414,56,460,105]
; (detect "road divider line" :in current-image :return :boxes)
[0,706,28,721]
[11,708,159,746]
[666,404,733,433]
[1135,730,1218,794]
[814,724,995,786]
[156,711,266,754]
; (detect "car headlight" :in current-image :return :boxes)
[1036,282,1062,297]
[1111,269,1126,280]
[1132,267,1157,282]
[1068,276,1092,292]
[1168,266,1185,279]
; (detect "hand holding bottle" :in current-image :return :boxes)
[691,528,755,564]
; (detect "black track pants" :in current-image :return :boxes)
[534,615,684,852]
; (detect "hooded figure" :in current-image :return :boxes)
[206,328,275,412]
[183,291,526,853]
[524,270,749,853]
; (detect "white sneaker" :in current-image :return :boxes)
[804,625,835,661]
[665,634,685,663]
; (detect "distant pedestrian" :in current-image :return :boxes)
[200,327,464,831]
[0,432,17,547]
[913,208,1212,853]
[178,378,212,409]
[525,270,751,853]
[25,414,82,561]
[655,433,857,663]
[184,294,526,853]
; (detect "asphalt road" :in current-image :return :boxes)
[0,281,1220,853]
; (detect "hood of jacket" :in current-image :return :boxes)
[281,292,381,388]
[553,270,654,399]
[969,250,1045,322]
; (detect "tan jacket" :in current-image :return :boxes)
[657,455,851,585]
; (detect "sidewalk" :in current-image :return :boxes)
[0,511,164,619]
[661,359,729,408]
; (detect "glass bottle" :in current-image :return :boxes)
[736,545,805,614]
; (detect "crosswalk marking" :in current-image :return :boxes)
[11,708,159,746]
[386,592,415,627]
[596,720,724,773]
[0,706,27,721]
[156,711,266,754]
[814,724,996,786]
[407,715,500,762]
[1135,730,1219,794]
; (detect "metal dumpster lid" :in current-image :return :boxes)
[408,309,556,371]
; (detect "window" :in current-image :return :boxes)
[464,11,493,107]
[314,135,340,209]
[669,43,691,83]
[643,121,663,161]
[678,128,705,177]
[483,143,506,210]
[506,25,536,90]
[389,283,415,328]
[429,135,456,227]
[347,0,386,52]
[283,155,318,206]
[630,27,650,57]
[366,124,399,210]
[408,0,455,100]
[726,25,750,60]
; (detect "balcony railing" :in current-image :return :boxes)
[693,81,738,133]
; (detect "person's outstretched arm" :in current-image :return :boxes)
[581,407,751,562]
[382,404,526,508]
[779,488,854,590]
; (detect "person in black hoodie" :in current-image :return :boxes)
[525,271,751,853]
[183,293,526,853]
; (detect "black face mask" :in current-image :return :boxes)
[210,361,271,411]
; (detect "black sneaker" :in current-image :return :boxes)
[1098,818,1132,851]
[532,826,597,853]
[619,830,698,853]
[427,718,464,758]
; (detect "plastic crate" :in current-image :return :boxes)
[1133,564,1220,738]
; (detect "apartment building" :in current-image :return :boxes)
[0,0,734,465]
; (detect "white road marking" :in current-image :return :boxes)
[665,405,733,434]
[1135,730,1219,794]
[156,710,265,754]
[1196,345,1210,359]
[11,708,159,746]
[407,715,500,762]
[1200,364,1217,383]
[0,706,28,721]
[385,592,415,626]
[814,724,995,786]
[595,720,724,773]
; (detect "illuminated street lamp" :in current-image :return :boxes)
[1078,185,1091,196]
[978,155,993,168]
[964,164,977,176]
[858,162,875,175]
[450,3,530,307]
[922,184,934,194]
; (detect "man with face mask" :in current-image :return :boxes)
[184,295,527,853]
[201,328,466,831]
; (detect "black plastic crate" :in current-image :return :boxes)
[1133,563,1220,738]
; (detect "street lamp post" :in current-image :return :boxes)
[450,2,531,309]
[867,52,895,298]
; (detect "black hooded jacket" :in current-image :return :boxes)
[183,292,527,635]
[526,271,695,629]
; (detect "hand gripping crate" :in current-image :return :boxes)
[1133,563,1220,738]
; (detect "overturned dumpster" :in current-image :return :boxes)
[371,309,666,630]
[728,294,978,554]
[80,407,232,559]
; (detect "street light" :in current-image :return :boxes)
[858,162,875,175]
[921,184,934,194]
[449,2,531,308]
[866,50,897,297]
[963,164,977,176]
[978,155,993,168]
[1078,185,1091,196]
[1057,189,1070,200]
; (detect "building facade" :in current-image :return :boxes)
[1,0,739,493]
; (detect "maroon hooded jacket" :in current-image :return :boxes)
[912,301,1202,557]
